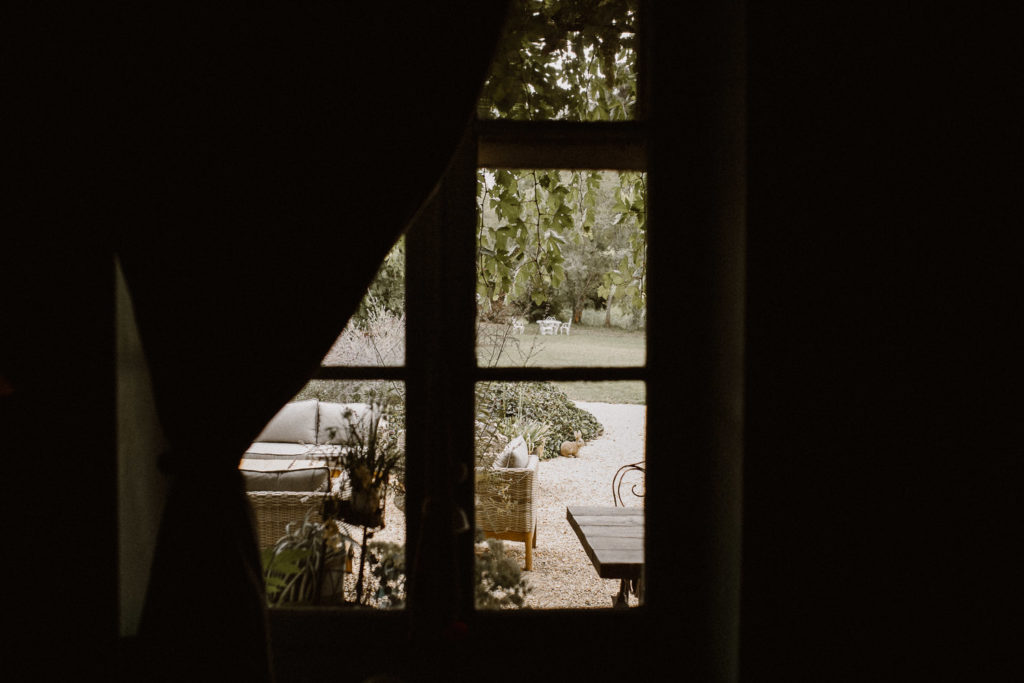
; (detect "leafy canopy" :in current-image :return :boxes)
[476,0,645,318]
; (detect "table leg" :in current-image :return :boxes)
[613,580,630,608]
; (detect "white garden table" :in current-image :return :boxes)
[537,318,560,335]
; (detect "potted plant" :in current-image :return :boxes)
[503,417,551,458]
[318,399,402,528]
[313,394,404,604]
[261,510,356,607]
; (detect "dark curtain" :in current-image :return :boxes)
[108,4,509,681]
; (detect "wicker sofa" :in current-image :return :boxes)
[241,399,372,548]
[475,436,540,570]
[243,468,333,548]
[242,398,373,461]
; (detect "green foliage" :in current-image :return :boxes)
[478,0,639,122]
[475,1,646,319]
[261,511,355,607]
[474,531,531,609]
[296,535,528,610]
[476,381,602,458]
[502,417,552,455]
[579,305,642,331]
[366,541,406,609]
[478,168,646,319]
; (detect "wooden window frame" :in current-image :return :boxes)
[271,5,744,681]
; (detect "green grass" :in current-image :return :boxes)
[297,325,647,407]
[477,323,646,404]
[478,324,645,367]
[552,380,645,404]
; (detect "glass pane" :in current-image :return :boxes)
[476,169,646,367]
[477,0,639,121]
[474,381,645,609]
[322,237,405,367]
[243,380,407,609]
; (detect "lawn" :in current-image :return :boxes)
[477,323,646,404]
[299,324,647,406]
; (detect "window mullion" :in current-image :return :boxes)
[404,123,479,627]
[439,126,480,618]
[477,120,646,170]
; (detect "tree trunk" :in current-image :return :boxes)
[604,285,615,327]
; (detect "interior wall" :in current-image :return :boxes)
[2,248,119,680]
[115,257,169,636]
[743,6,1018,678]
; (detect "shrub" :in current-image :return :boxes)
[476,381,603,459]
[580,304,645,331]
[473,530,530,609]
[321,309,405,367]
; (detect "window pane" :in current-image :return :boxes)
[477,0,639,121]
[243,380,407,609]
[321,237,405,367]
[476,169,646,367]
[474,381,645,609]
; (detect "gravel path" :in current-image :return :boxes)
[368,401,646,609]
[514,401,646,608]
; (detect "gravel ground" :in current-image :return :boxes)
[516,401,646,608]
[366,401,646,609]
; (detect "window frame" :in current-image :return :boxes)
[308,117,651,619]
[272,4,745,680]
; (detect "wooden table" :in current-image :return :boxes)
[566,505,644,606]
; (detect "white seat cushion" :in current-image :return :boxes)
[494,436,529,469]
[243,442,315,459]
[240,467,330,492]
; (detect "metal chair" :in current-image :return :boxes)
[612,461,645,507]
[611,460,645,605]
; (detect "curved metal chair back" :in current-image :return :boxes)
[612,461,646,507]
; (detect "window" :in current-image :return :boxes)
[267,3,744,678]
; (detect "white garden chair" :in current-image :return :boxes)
[511,319,525,334]
[558,319,572,335]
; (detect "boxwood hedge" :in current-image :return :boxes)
[296,379,603,460]
[475,381,603,458]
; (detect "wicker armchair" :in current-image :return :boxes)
[475,437,539,570]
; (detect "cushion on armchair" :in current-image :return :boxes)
[240,467,330,492]
[493,436,530,469]
[253,398,318,445]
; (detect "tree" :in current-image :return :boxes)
[475,0,646,321]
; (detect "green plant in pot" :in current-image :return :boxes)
[314,394,404,604]
[320,399,403,528]
[261,510,356,607]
